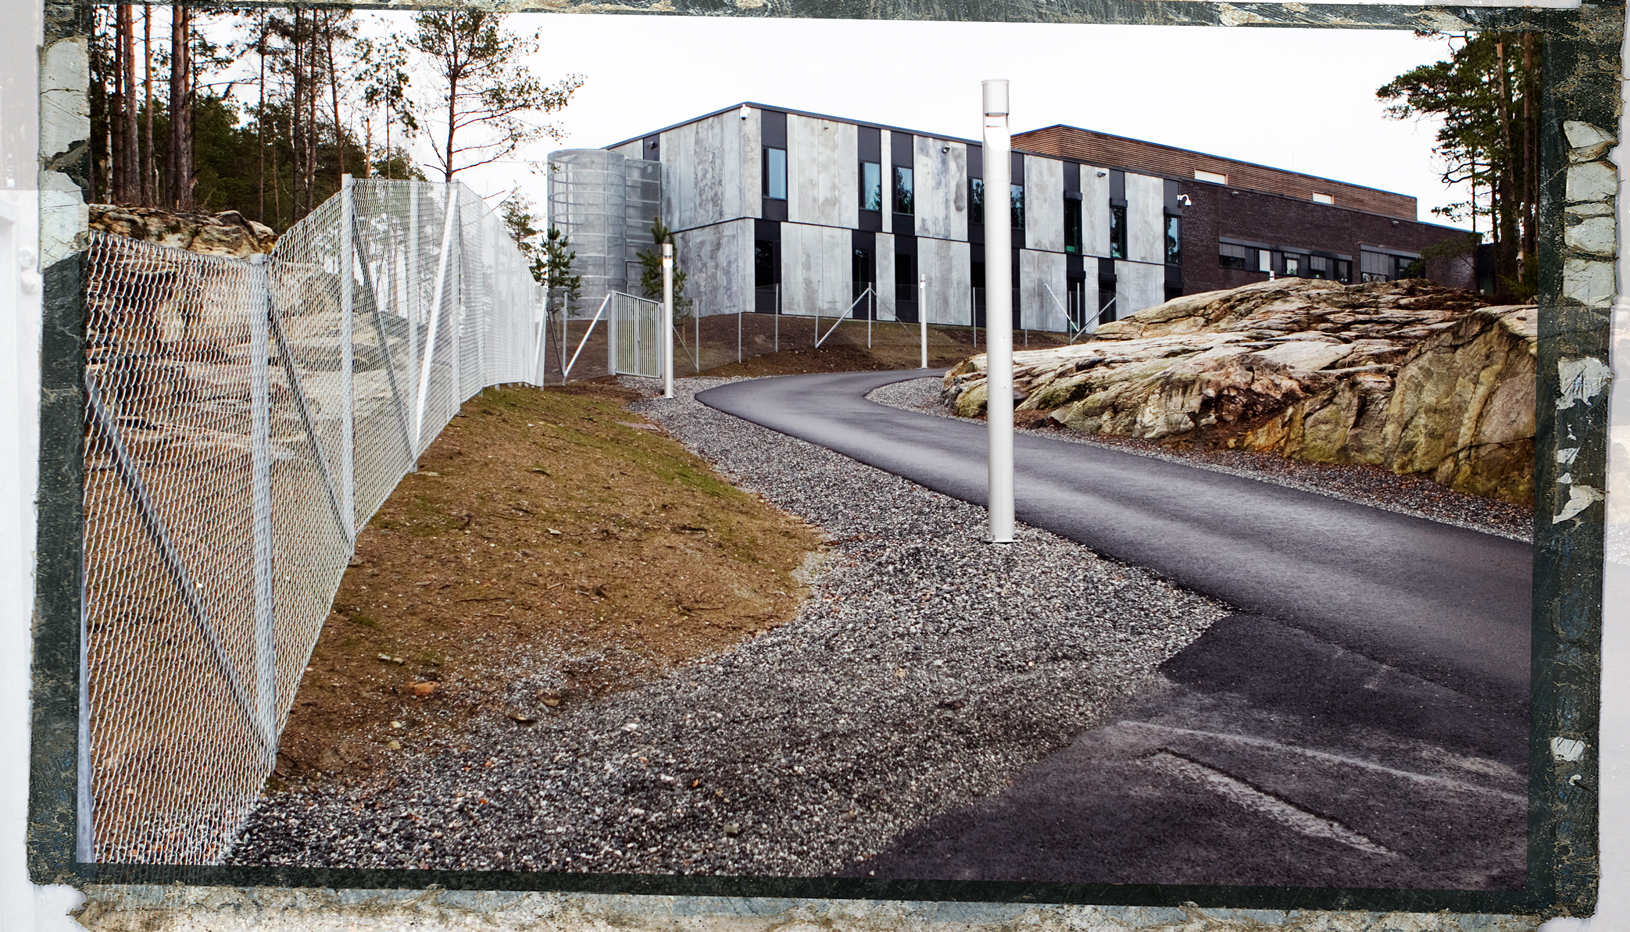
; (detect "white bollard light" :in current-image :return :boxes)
[983,79,1015,544]
[663,242,674,399]
[919,274,928,369]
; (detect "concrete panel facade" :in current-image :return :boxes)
[1080,165,1111,259]
[1126,173,1166,265]
[1021,249,1069,332]
[673,219,753,318]
[662,113,751,233]
[743,110,762,221]
[914,137,969,242]
[876,233,896,320]
[780,222,853,317]
[1116,260,1167,316]
[879,129,892,235]
[919,237,972,325]
[787,115,858,230]
[1024,156,1064,254]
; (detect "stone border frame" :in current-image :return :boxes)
[26,0,1618,921]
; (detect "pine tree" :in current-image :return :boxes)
[636,217,691,318]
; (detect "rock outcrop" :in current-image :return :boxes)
[89,204,277,257]
[942,278,1536,505]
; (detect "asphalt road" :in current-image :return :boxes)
[699,369,1533,888]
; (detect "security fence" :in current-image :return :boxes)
[80,179,543,864]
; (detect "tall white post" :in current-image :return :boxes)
[663,242,675,398]
[919,274,928,369]
[983,80,1015,544]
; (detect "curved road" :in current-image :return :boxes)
[699,369,1531,715]
[700,369,1532,888]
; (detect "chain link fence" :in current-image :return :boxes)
[81,179,543,864]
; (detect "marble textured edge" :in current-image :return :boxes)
[27,0,1618,922]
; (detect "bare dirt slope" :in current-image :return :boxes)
[274,381,824,788]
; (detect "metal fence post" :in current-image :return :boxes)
[662,243,674,397]
[407,184,420,468]
[248,254,277,763]
[982,79,1015,544]
[339,174,356,540]
[737,309,742,364]
[413,184,460,450]
[774,287,779,352]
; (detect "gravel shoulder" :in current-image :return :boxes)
[227,376,1227,875]
[866,377,1532,543]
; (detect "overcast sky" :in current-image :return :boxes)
[365,14,1467,229]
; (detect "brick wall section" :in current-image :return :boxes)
[1177,182,1475,293]
[1016,125,1418,221]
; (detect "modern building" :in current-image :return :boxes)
[548,103,1473,331]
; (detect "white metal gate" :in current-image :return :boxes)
[607,291,662,378]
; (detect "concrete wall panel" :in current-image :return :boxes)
[1080,165,1110,259]
[674,219,753,317]
[743,110,762,220]
[876,233,896,320]
[788,115,858,230]
[879,130,892,235]
[663,113,750,233]
[919,237,972,325]
[1024,156,1064,254]
[1021,249,1068,332]
[1116,260,1167,317]
[914,137,969,242]
[780,222,853,317]
[1127,173,1166,265]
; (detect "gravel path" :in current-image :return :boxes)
[866,377,1533,543]
[227,376,1225,875]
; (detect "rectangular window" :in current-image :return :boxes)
[1312,192,1334,205]
[1334,259,1353,284]
[1010,184,1025,229]
[859,161,882,212]
[755,240,779,287]
[1283,254,1304,277]
[1064,199,1083,254]
[1259,249,1274,274]
[1165,216,1181,265]
[763,147,787,200]
[1219,242,1251,270]
[893,166,914,214]
[895,251,916,301]
[1110,204,1127,260]
[970,178,984,225]
[1194,169,1228,185]
[1309,255,1330,279]
[1360,249,1391,282]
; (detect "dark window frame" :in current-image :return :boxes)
[1165,215,1181,266]
[859,161,882,213]
[1109,203,1127,260]
[1064,198,1083,254]
[763,147,787,200]
[893,165,915,215]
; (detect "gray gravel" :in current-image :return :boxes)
[227,376,1225,875]
[867,377,1533,543]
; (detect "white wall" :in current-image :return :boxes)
[919,237,972,325]
[779,222,852,316]
[1081,165,1111,259]
[913,136,968,242]
[876,233,896,320]
[787,114,857,230]
[1023,156,1064,254]
[1115,259,1167,317]
[662,112,754,232]
[673,218,753,317]
[1126,173,1166,266]
[1020,249,1068,332]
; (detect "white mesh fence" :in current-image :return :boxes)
[80,179,542,864]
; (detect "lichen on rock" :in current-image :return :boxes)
[942,277,1536,505]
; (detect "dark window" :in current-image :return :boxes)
[1360,250,1391,283]
[1110,204,1127,260]
[755,240,780,287]
[1165,216,1181,265]
[893,166,914,214]
[859,161,882,212]
[895,251,917,301]
[1334,259,1353,284]
[1283,254,1303,278]
[1064,199,1083,254]
[970,178,984,225]
[1220,242,1252,270]
[1010,184,1024,229]
[763,147,787,200]
[1399,255,1424,279]
[1309,255,1330,280]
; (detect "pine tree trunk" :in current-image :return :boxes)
[166,4,194,210]
[141,5,154,206]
